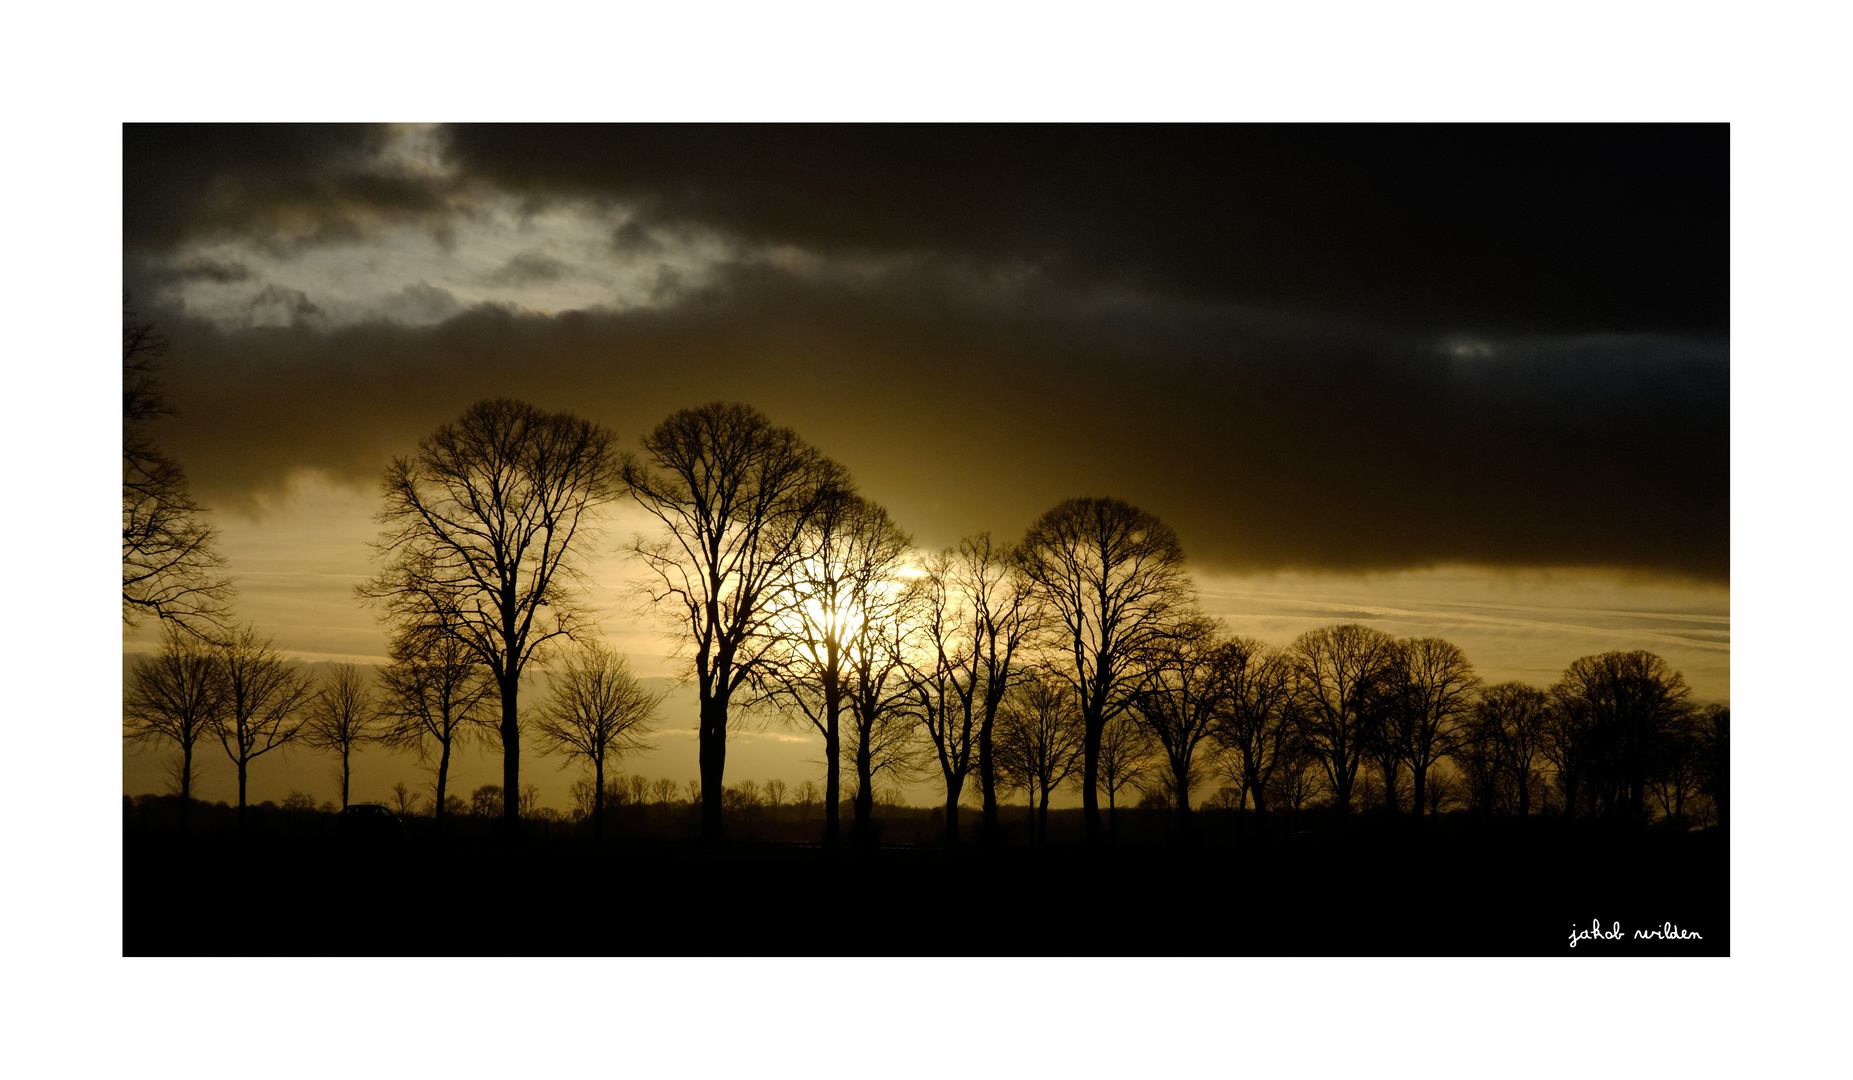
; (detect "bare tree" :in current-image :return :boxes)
[1127,614,1228,835]
[907,535,1036,845]
[1016,497,1193,846]
[1694,704,1729,831]
[1472,682,1551,817]
[359,399,621,827]
[378,619,495,826]
[764,778,787,809]
[1095,709,1154,844]
[302,663,382,810]
[1549,651,1692,823]
[751,490,909,845]
[622,402,848,842]
[1211,639,1295,838]
[1385,637,1480,823]
[532,642,662,840]
[651,777,679,805]
[389,781,422,817]
[212,625,314,831]
[794,779,821,817]
[1288,623,1398,819]
[995,671,1086,844]
[124,627,227,832]
[122,306,233,637]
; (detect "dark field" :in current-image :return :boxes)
[122,811,1727,957]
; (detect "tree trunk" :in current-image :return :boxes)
[436,737,452,827]
[1038,785,1051,845]
[944,775,962,845]
[853,735,874,840]
[236,758,249,833]
[500,677,521,829]
[340,749,351,810]
[979,714,998,842]
[1107,786,1117,846]
[698,692,728,843]
[824,725,840,846]
[179,742,193,834]
[593,756,606,841]
[1082,715,1102,846]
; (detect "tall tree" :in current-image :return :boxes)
[533,642,662,840]
[212,625,314,830]
[752,491,910,845]
[621,402,847,842]
[1288,623,1399,818]
[1385,637,1480,823]
[302,663,382,810]
[377,619,496,826]
[908,535,1036,845]
[1211,638,1295,837]
[1127,614,1229,835]
[124,627,227,832]
[122,306,233,637]
[1016,497,1193,846]
[1694,704,1729,830]
[1471,682,1551,817]
[359,398,621,826]
[1550,651,1691,824]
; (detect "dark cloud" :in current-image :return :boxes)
[440,123,1728,338]
[123,123,454,255]
[142,257,1727,582]
[377,281,461,323]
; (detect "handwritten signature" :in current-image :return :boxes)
[1569,919,1704,947]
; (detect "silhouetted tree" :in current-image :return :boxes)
[532,642,662,840]
[794,779,821,817]
[360,399,621,827]
[1017,497,1193,846]
[1211,639,1295,838]
[1128,615,1229,835]
[907,535,1036,844]
[471,785,503,818]
[1694,704,1729,830]
[843,601,931,841]
[995,672,1086,844]
[302,663,382,809]
[651,777,678,805]
[124,627,227,832]
[622,402,848,842]
[1288,623,1398,818]
[389,781,421,817]
[1095,709,1154,844]
[212,625,314,831]
[122,306,233,637]
[378,619,495,826]
[1385,637,1480,823]
[764,778,787,809]
[1471,682,1551,817]
[752,490,908,845]
[1549,651,1692,824]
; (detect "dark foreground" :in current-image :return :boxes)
[123,821,1727,956]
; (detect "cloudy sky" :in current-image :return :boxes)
[120,123,1729,809]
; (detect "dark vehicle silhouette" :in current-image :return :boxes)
[337,803,403,837]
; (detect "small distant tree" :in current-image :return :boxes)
[389,781,421,817]
[282,791,318,813]
[520,783,540,818]
[1695,705,1729,830]
[1127,614,1228,834]
[764,778,787,809]
[1211,639,1295,838]
[1384,637,1479,823]
[124,628,227,832]
[794,779,821,817]
[685,778,702,806]
[213,625,315,831]
[302,663,382,809]
[1288,623,1399,818]
[532,642,661,840]
[471,785,504,818]
[651,777,678,805]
